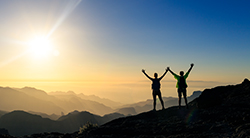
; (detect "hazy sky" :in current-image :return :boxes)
[0,0,250,103]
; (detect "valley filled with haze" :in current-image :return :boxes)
[0,86,201,116]
[0,86,201,136]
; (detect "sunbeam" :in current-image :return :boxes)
[0,0,82,67]
[0,50,29,68]
[46,0,82,38]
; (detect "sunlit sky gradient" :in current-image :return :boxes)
[0,0,250,103]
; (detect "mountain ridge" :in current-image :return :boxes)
[0,110,124,136]
[0,87,114,115]
[48,91,123,109]
[0,86,201,116]
[0,87,64,114]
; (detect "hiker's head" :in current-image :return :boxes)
[180,71,184,76]
[154,73,158,78]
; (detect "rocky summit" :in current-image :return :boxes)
[1,79,250,138]
[80,79,250,138]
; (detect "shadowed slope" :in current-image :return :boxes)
[0,111,59,136]
[0,110,124,137]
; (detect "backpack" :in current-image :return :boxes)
[178,76,187,88]
[152,79,160,90]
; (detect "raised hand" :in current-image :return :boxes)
[142,69,145,73]
[191,63,194,67]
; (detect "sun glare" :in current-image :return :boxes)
[28,36,59,59]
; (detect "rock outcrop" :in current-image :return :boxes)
[81,78,250,138]
[0,128,9,136]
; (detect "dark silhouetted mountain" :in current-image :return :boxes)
[116,107,137,115]
[57,110,124,133]
[187,90,202,101]
[0,128,9,136]
[102,112,125,123]
[0,110,124,137]
[28,111,61,120]
[193,79,250,109]
[0,111,59,137]
[0,110,8,118]
[117,91,202,115]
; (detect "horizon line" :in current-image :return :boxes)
[0,79,222,82]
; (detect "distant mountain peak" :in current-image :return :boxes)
[21,86,44,91]
[243,78,250,84]
[22,86,35,89]
[192,91,202,94]
[19,86,47,95]
[67,91,76,95]
[69,110,80,114]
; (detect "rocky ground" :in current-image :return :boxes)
[1,79,250,138]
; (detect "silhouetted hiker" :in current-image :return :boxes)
[142,69,168,111]
[168,63,194,109]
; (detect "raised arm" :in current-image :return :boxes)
[168,67,175,76]
[168,67,179,79]
[185,63,194,76]
[142,69,153,80]
[159,68,168,80]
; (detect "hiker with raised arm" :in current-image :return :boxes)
[168,63,194,109]
[142,68,168,111]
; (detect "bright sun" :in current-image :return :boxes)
[28,36,59,59]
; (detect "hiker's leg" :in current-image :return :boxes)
[152,91,156,110]
[178,88,182,108]
[183,89,188,109]
[158,91,165,109]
